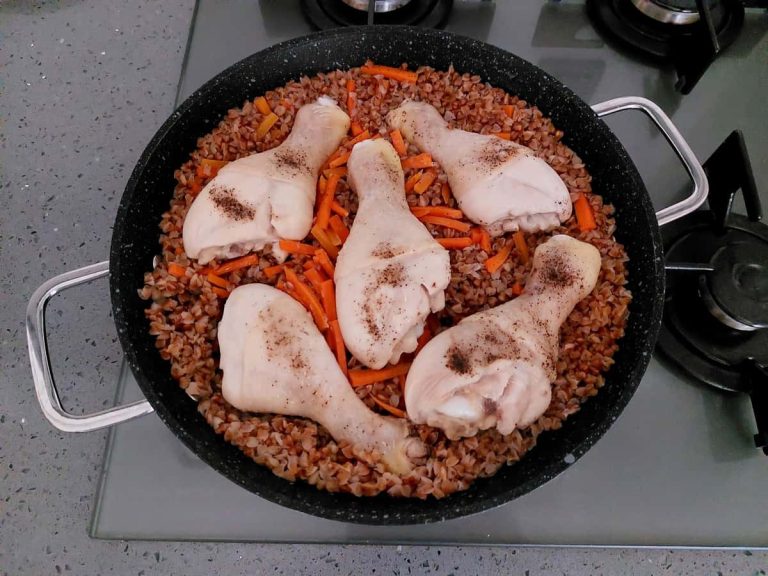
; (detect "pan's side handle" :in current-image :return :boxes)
[26,261,154,432]
[591,96,709,226]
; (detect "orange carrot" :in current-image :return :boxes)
[167,263,186,278]
[311,225,339,259]
[411,206,464,219]
[415,325,432,354]
[303,259,318,270]
[254,96,272,115]
[314,248,336,277]
[401,153,434,170]
[211,286,230,299]
[436,237,474,249]
[513,230,529,264]
[329,319,347,376]
[503,104,515,117]
[360,64,418,83]
[511,282,524,296]
[479,228,492,253]
[485,240,512,274]
[188,177,202,195]
[331,201,349,218]
[495,132,511,140]
[574,194,597,231]
[390,129,407,156]
[316,172,341,230]
[325,225,343,246]
[263,264,284,279]
[305,267,326,291]
[329,214,350,243]
[419,215,472,233]
[350,121,363,136]
[206,273,229,289]
[211,253,259,276]
[413,170,437,194]
[256,112,279,139]
[279,239,317,256]
[328,151,351,169]
[404,170,423,193]
[470,227,482,245]
[371,395,407,418]
[441,182,451,205]
[349,362,412,388]
[346,79,356,116]
[196,158,228,178]
[320,279,337,321]
[285,268,328,332]
[346,130,371,147]
[323,167,348,180]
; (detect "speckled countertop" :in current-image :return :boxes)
[1,1,766,574]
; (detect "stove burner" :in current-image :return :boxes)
[341,0,413,12]
[657,130,768,453]
[301,0,453,29]
[586,0,744,93]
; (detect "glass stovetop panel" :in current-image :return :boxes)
[92,0,768,544]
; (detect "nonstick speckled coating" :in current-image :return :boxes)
[110,26,664,525]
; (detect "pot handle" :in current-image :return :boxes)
[591,96,709,226]
[26,261,154,432]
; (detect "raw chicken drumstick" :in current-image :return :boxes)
[218,284,425,474]
[183,97,350,264]
[387,101,571,235]
[405,235,601,440]
[334,139,451,369]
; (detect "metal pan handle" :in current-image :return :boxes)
[591,96,709,226]
[26,261,154,432]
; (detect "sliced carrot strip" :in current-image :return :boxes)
[188,177,202,195]
[328,151,351,168]
[346,79,356,116]
[470,227,482,245]
[371,395,407,418]
[415,325,432,354]
[278,239,317,256]
[329,214,350,243]
[329,319,347,376]
[331,201,349,217]
[513,230,529,264]
[311,226,339,259]
[314,248,336,276]
[255,112,279,139]
[320,279,337,322]
[303,259,317,270]
[211,253,259,276]
[323,166,348,179]
[254,96,272,115]
[316,172,341,230]
[511,282,524,296]
[360,65,418,83]
[346,130,371,147]
[412,171,437,194]
[263,264,284,279]
[441,182,452,205]
[167,263,186,278]
[404,170,423,193]
[420,215,472,233]
[479,228,492,253]
[325,226,343,247]
[574,194,597,231]
[285,268,328,332]
[485,240,512,274]
[349,362,412,388]
[196,158,228,178]
[503,104,515,117]
[436,237,474,249]
[390,129,407,156]
[401,153,434,170]
[411,206,464,219]
[350,121,364,136]
[304,267,326,291]
[495,132,511,140]
[206,273,229,289]
[212,286,230,299]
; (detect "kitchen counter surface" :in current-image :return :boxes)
[1,1,766,574]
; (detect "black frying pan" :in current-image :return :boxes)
[27,26,708,525]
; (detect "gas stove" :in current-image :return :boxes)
[89,0,768,546]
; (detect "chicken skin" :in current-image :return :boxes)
[387,101,571,236]
[405,235,601,440]
[334,139,451,369]
[183,97,350,264]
